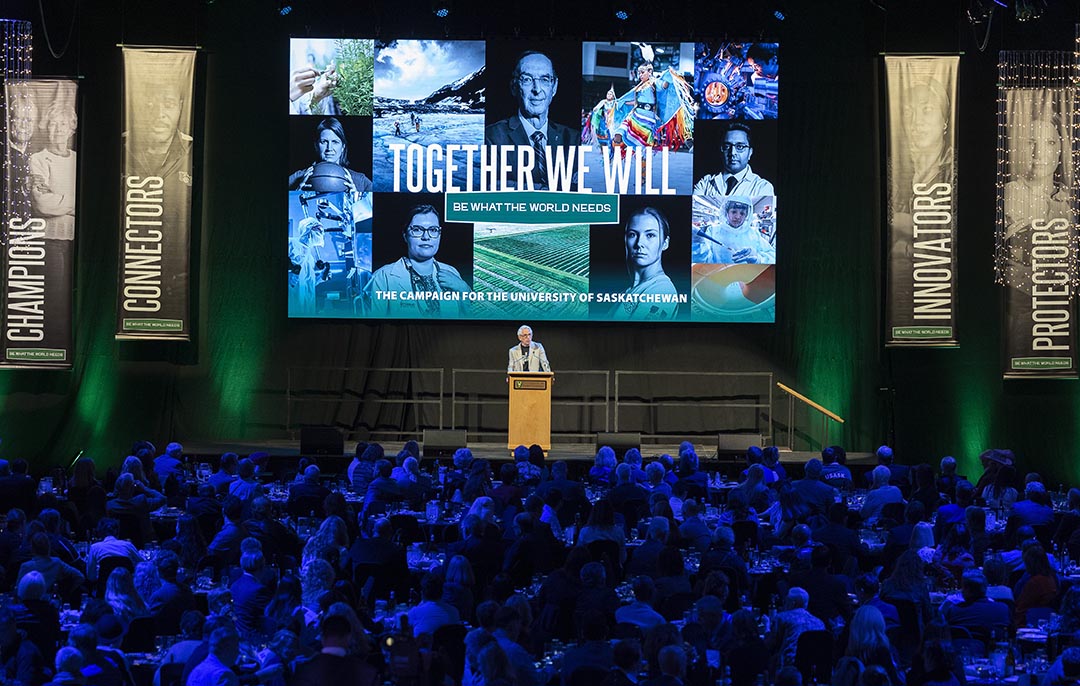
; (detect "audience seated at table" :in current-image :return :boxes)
[8,437,1080,686]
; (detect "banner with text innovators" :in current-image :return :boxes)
[287,39,779,322]
[2,80,78,368]
[884,56,958,346]
[117,48,195,340]
[996,51,1079,378]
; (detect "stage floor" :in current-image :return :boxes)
[184,439,874,465]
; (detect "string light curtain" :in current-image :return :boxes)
[1,19,33,246]
[995,43,1080,377]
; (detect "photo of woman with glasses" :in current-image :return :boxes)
[366,202,472,317]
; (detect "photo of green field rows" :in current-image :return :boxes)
[472,224,590,319]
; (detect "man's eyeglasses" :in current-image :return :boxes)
[720,143,750,153]
[517,74,554,89]
[406,225,442,238]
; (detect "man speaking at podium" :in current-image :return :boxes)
[508,325,552,375]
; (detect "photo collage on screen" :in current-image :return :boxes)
[287,39,778,322]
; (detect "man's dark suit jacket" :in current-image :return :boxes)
[348,536,408,598]
[149,579,196,636]
[230,573,274,636]
[483,116,579,189]
[291,652,379,686]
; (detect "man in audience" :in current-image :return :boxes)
[937,455,968,500]
[870,445,909,494]
[287,465,331,516]
[149,551,196,636]
[290,614,378,686]
[67,624,127,686]
[699,525,749,591]
[17,533,84,596]
[37,510,79,567]
[187,626,240,686]
[609,639,643,686]
[84,519,141,585]
[230,551,274,638]
[207,453,238,497]
[347,518,407,600]
[535,461,587,525]
[227,459,262,508]
[106,473,166,546]
[678,499,712,553]
[561,609,614,684]
[154,443,185,485]
[207,497,247,565]
[362,460,400,516]
[243,497,301,564]
[819,447,852,490]
[609,464,648,513]
[787,545,853,626]
[1011,482,1055,527]
[614,575,665,629]
[645,645,686,686]
[185,484,222,523]
[0,604,45,686]
[406,573,461,637]
[765,587,825,669]
[940,569,1011,634]
[0,461,36,517]
[861,465,905,524]
[854,574,899,630]
[625,517,669,579]
[492,606,545,686]
[792,459,838,516]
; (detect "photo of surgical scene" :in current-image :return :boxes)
[694,42,778,120]
[588,197,690,321]
[471,224,590,320]
[289,38,374,116]
[372,40,486,192]
[287,190,373,318]
[364,193,474,319]
[692,194,775,265]
[580,41,697,194]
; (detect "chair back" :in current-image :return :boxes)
[113,512,146,548]
[286,494,325,519]
[431,623,468,681]
[660,592,698,621]
[390,515,425,546]
[586,539,623,585]
[731,520,759,552]
[120,616,157,653]
[159,663,185,686]
[794,630,835,684]
[568,666,610,686]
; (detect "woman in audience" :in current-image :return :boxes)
[965,506,990,565]
[1015,543,1058,626]
[906,616,964,686]
[133,559,161,606]
[300,558,336,626]
[653,546,692,605]
[769,480,810,539]
[477,641,515,686]
[881,549,933,622]
[121,455,154,488]
[172,514,207,570]
[105,566,149,628]
[724,608,769,686]
[463,460,494,502]
[731,464,772,513]
[720,489,759,526]
[833,657,865,686]
[589,447,617,487]
[674,450,709,500]
[982,465,1018,510]
[577,498,627,562]
[443,555,477,623]
[301,515,349,571]
[645,462,673,499]
[265,573,305,634]
[846,605,902,686]
[67,457,100,514]
[1050,586,1080,642]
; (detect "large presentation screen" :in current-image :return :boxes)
[287,39,778,322]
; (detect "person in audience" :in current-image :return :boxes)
[68,623,126,686]
[765,587,825,669]
[362,460,400,516]
[698,525,749,591]
[227,459,263,506]
[206,453,238,497]
[678,499,711,553]
[934,481,973,539]
[187,625,240,686]
[346,518,407,601]
[493,605,546,686]
[909,464,941,514]
[36,509,79,566]
[1056,488,1080,546]
[643,462,673,500]
[578,498,627,561]
[625,517,669,579]
[574,562,619,628]
[105,473,165,545]
[561,609,614,685]
[982,464,1018,510]
[0,602,46,686]
[674,450,709,499]
[1012,481,1056,527]
[406,573,461,637]
[1050,587,1080,642]
[872,446,909,493]
[861,466,906,525]
[149,550,196,636]
[153,443,185,485]
[17,532,84,596]
[615,575,665,629]
[815,503,859,568]
[12,572,61,661]
[288,465,331,516]
[104,566,147,628]
[731,464,771,513]
[45,646,83,686]
[724,609,769,686]
[610,639,643,686]
[788,545,853,626]
[940,569,1010,634]
[230,550,274,638]
[207,496,247,566]
[820,446,853,490]
[792,459,839,516]
[291,614,378,686]
[1042,646,1080,686]
[244,497,301,565]
[936,456,967,501]
[1015,543,1058,625]
[0,462,37,521]
[301,516,348,571]
[881,549,933,622]
[845,606,902,686]
[150,611,204,686]
[854,574,899,631]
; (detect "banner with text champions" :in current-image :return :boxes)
[117,48,195,340]
[884,56,958,346]
[996,51,1079,379]
[2,80,78,368]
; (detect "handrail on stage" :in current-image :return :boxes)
[775,382,844,451]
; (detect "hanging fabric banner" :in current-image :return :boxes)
[116,48,195,340]
[1,79,78,369]
[996,50,1079,379]
[884,55,959,346]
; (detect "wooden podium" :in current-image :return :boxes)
[507,372,553,451]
